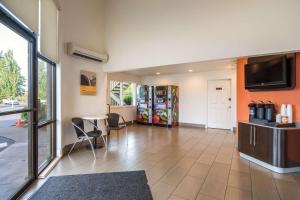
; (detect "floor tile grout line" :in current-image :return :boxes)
[248,158,253,200]
[271,171,283,200]
[223,134,238,200]
[150,129,211,199]
[150,131,210,188]
[106,127,197,172]
[165,130,219,199]
[194,131,230,200]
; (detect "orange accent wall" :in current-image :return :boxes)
[237,53,300,123]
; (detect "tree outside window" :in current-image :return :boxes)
[0,50,26,108]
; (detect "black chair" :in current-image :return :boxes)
[106,113,128,142]
[69,117,105,159]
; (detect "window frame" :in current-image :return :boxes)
[0,3,57,200]
[37,53,56,174]
[109,80,136,107]
[0,5,38,200]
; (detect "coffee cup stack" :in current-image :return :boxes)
[280,104,293,124]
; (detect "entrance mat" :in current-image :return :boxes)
[29,170,153,200]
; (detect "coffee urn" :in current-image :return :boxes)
[265,102,275,121]
[248,102,257,121]
[257,102,265,120]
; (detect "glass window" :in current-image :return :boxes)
[38,58,54,123]
[0,20,34,200]
[0,4,57,200]
[0,23,29,113]
[122,82,134,106]
[0,113,32,200]
[37,123,54,168]
[37,55,56,173]
[110,81,121,106]
[110,81,136,106]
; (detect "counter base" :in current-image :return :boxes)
[240,153,300,173]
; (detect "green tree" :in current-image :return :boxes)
[38,60,47,100]
[0,50,25,101]
[37,60,48,122]
[123,84,133,105]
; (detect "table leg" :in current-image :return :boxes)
[94,119,98,148]
[93,119,105,149]
[94,119,98,132]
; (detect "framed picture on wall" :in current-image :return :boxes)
[80,70,97,95]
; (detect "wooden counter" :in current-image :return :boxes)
[238,121,300,173]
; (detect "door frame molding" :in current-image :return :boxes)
[206,78,232,130]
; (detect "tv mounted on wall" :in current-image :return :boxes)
[244,54,296,91]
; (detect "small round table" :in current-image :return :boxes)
[82,115,108,148]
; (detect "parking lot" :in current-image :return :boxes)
[0,103,51,199]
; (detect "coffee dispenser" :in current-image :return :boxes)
[248,100,276,123]
[248,102,257,120]
[257,102,265,120]
[265,102,275,121]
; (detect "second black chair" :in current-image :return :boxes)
[106,113,128,142]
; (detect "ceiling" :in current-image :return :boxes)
[124,59,236,76]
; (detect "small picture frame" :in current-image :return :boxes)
[80,70,97,95]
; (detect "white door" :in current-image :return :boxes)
[207,80,231,129]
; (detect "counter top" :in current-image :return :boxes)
[239,121,300,130]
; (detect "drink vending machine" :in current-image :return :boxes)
[136,85,153,124]
[136,85,179,127]
[153,85,179,127]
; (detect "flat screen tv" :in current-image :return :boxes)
[244,56,294,90]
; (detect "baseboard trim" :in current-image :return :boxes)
[232,127,237,133]
[179,122,206,128]
[126,121,134,125]
[240,152,300,173]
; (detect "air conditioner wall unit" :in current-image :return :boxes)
[67,42,108,63]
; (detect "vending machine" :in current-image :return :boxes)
[153,85,179,127]
[136,85,153,124]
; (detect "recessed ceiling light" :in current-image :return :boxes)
[156,72,160,75]
[188,69,193,72]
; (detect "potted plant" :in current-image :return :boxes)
[21,112,29,126]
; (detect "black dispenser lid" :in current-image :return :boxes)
[265,101,275,108]
[257,101,265,108]
[248,101,256,107]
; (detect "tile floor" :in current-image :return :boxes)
[21,125,300,200]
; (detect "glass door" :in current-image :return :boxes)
[0,7,37,200]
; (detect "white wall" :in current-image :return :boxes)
[107,72,142,122]
[104,0,300,72]
[58,0,107,152]
[109,106,136,123]
[107,72,142,87]
[142,68,237,129]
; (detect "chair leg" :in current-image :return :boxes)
[68,140,78,155]
[126,127,128,146]
[86,137,96,160]
[101,135,107,148]
[94,137,97,148]
[76,138,85,150]
[106,135,108,149]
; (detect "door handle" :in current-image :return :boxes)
[250,126,252,145]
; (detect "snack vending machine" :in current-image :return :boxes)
[153,86,179,127]
[136,85,153,124]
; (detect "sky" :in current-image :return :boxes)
[0,22,28,89]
